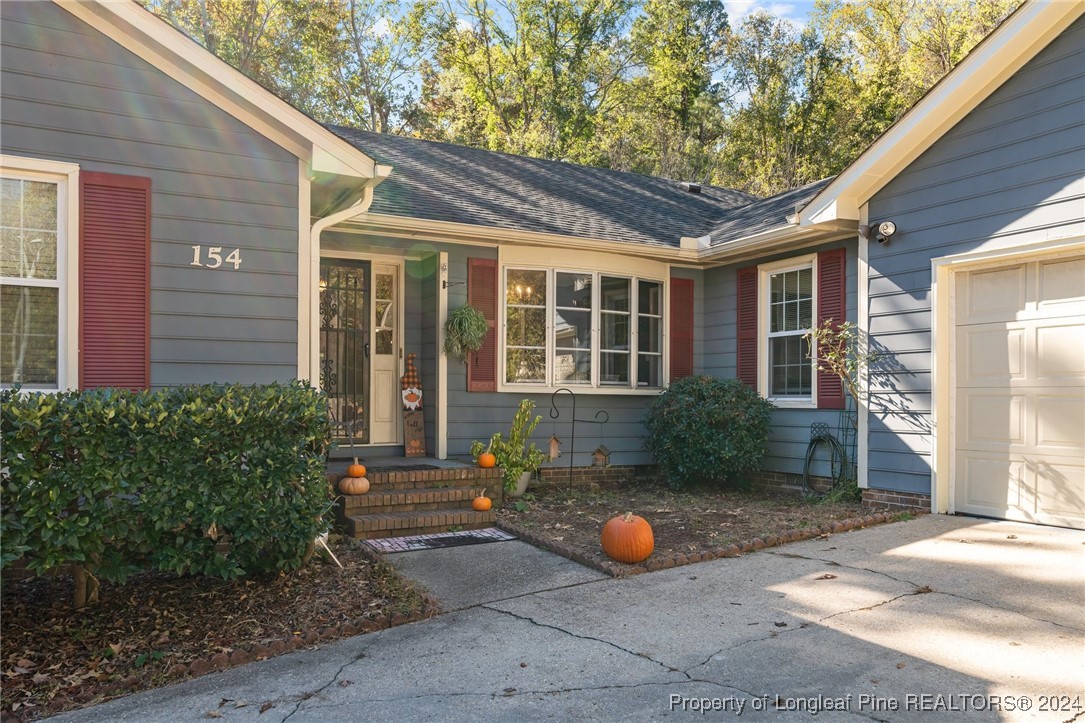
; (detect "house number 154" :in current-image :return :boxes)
[191,245,242,270]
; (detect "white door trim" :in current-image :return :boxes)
[930,235,1085,516]
[319,251,406,447]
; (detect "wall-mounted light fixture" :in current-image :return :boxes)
[859,220,898,245]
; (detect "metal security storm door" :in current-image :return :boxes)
[320,259,371,443]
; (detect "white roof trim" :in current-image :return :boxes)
[801,0,1083,225]
[55,0,377,180]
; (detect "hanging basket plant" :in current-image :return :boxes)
[443,304,487,363]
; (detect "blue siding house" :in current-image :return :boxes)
[2,0,1081,529]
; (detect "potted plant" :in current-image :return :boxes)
[443,304,487,363]
[470,399,546,497]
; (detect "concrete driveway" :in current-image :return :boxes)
[50,515,1085,722]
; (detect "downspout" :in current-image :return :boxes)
[307,169,391,388]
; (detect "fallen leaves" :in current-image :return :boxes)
[1,542,427,721]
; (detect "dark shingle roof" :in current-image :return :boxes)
[708,178,835,245]
[327,126,758,247]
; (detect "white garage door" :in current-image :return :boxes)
[955,254,1085,529]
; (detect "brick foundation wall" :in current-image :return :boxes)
[861,488,931,511]
[536,465,659,487]
[747,470,833,496]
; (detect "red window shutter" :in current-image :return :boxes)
[669,278,694,380]
[80,172,151,390]
[816,248,847,409]
[736,266,758,388]
[467,257,497,392]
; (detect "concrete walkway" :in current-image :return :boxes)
[50,516,1085,722]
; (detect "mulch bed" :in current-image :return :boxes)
[497,480,918,576]
[0,539,435,722]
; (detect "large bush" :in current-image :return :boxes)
[644,376,774,489]
[1,382,331,606]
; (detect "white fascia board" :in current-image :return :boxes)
[344,213,854,268]
[57,1,378,180]
[799,0,1083,226]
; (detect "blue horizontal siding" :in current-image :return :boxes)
[865,15,1085,497]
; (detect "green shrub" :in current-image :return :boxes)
[1,382,332,606]
[643,375,774,489]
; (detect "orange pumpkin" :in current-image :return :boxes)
[472,495,493,511]
[339,476,370,495]
[477,452,496,469]
[601,512,654,564]
[346,458,366,478]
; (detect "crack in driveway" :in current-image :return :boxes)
[764,550,1084,632]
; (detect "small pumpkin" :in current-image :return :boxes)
[346,458,366,478]
[477,452,496,469]
[339,476,370,495]
[472,495,493,511]
[601,512,654,564]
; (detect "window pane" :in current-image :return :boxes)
[375,272,394,301]
[555,272,591,309]
[507,306,546,347]
[638,280,661,315]
[601,276,629,312]
[600,351,629,385]
[638,353,661,387]
[1,285,58,385]
[375,301,393,355]
[21,181,58,232]
[554,309,591,350]
[601,312,628,350]
[1,179,58,280]
[638,316,661,353]
[506,269,546,306]
[554,350,591,384]
[770,267,813,334]
[769,335,811,397]
[506,348,545,383]
[2,227,58,281]
[784,301,798,332]
[799,298,813,329]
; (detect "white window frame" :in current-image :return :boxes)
[0,156,80,391]
[498,265,668,394]
[758,253,818,408]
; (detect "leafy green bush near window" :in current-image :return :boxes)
[644,376,774,489]
[0,382,331,608]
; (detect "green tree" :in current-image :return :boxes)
[144,0,433,132]
[593,0,729,180]
[414,0,636,159]
[811,0,1022,143]
[715,11,853,195]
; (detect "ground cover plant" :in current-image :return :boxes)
[0,540,429,721]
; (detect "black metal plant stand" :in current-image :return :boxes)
[549,388,609,486]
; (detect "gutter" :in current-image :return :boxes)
[343,213,856,267]
[306,166,392,387]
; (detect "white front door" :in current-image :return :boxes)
[954,254,1085,529]
[369,264,401,444]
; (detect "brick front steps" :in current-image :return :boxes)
[329,464,504,540]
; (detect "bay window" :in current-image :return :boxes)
[503,267,664,389]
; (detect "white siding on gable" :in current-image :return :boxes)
[866,16,1085,495]
[1,2,301,387]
